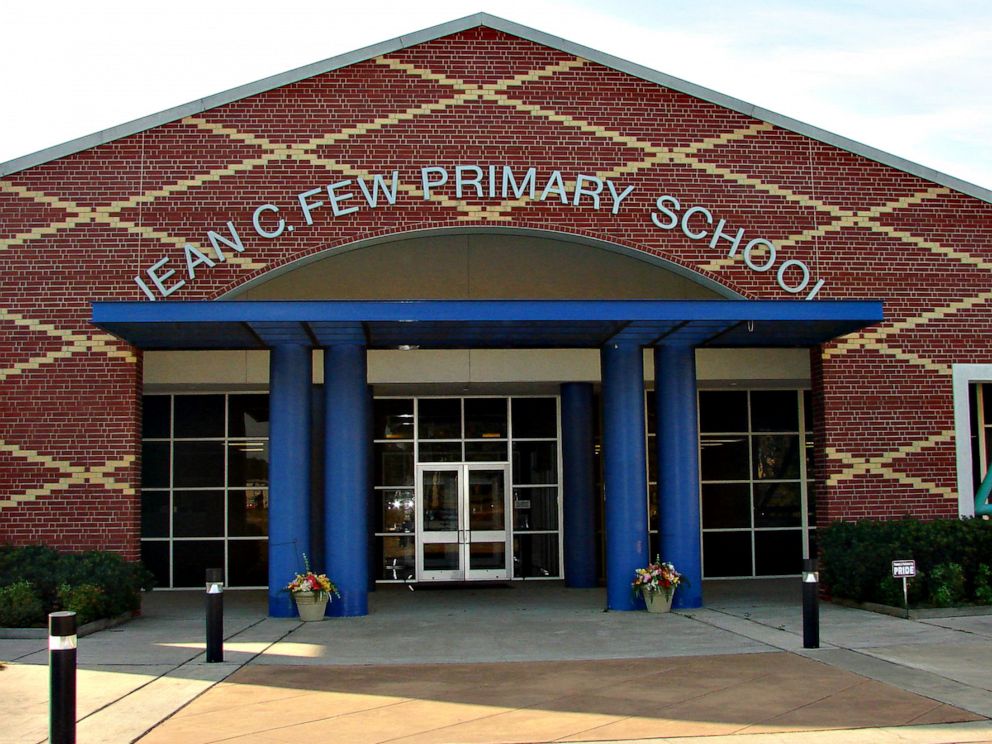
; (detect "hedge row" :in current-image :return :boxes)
[0,545,155,627]
[818,518,992,607]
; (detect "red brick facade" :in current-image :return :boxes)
[2,23,991,556]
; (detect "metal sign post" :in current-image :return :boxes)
[892,559,916,611]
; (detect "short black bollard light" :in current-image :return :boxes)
[802,558,820,649]
[205,567,224,663]
[49,610,77,744]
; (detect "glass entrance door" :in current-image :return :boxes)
[417,464,510,581]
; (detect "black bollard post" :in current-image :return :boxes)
[802,558,820,649]
[49,610,77,744]
[205,567,224,663]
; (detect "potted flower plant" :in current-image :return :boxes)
[632,556,684,613]
[286,554,340,621]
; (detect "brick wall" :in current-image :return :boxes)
[2,24,991,554]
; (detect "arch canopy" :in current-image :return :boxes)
[92,299,882,350]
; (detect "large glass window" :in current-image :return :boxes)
[373,396,562,582]
[140,393,269,589]
[647,388,814,579]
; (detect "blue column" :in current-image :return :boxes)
[655,344,703,609]
[323,345,371,617]
[267,345,312,617]
[600,343,650,610]
[561,383,597,588]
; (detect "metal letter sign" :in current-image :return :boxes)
[892,560,917,578]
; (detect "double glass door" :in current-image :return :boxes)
[417,464,510,581]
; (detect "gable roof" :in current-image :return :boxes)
[3,12,990,205]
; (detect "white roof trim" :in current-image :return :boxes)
[3,12,991,205]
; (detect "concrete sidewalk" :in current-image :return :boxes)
[1,582,990,743]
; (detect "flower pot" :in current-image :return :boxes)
[641,588,673,614]
[293,591,329,621]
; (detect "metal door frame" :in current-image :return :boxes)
[416,462,511,581]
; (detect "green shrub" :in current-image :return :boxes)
[0,580,45,627]
[975,564,992,605]
[930,563,966,607]
[57,551,154,617]
[0,545,64,608]
[819,518,992,607]
[58,583,107,626]
[0,545,155,626]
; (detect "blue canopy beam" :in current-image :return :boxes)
[92,299,883,350]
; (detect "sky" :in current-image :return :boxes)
[3,1,992,191]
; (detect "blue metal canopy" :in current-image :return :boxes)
[91,299,883,350]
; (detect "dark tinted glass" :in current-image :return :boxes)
[469,542,506,570]
[702,531,752,577]
[984,383,992,422]
[228,540,268,586]
[379,536,415,580]
[511,398,557,438]
[375,442,414,485]
[141,491,169,537]
[418,398,461,439]
[465,398,507,438]
[227,441,269,486]
[698,391,747,433]
[141,442,170,488]
[374,399,414,440]
[173,395,225,438]
[140,541,169,588]
[513,441,558,484]
[648,483,658,528]
[423,543,460,571]
[380,489,415,533]
[755,529,802,575]
[142,396,170,439]
[699,436,749,481]
[513,534,559,577]
[173,491,224,537]
[750,391,799,432]
[172,540,225,587]
[419,441,462,462]
[805,436,815,480]
[228,488,268,536]
[645,391,656,435]
[228,394,269,438]
[752,435,800,480]
[701,483,750,529]
[512,487,558,531]
[173,442,225,487]
[465,441,507,462]
[803,390,813,431]
[753,482,802,527]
